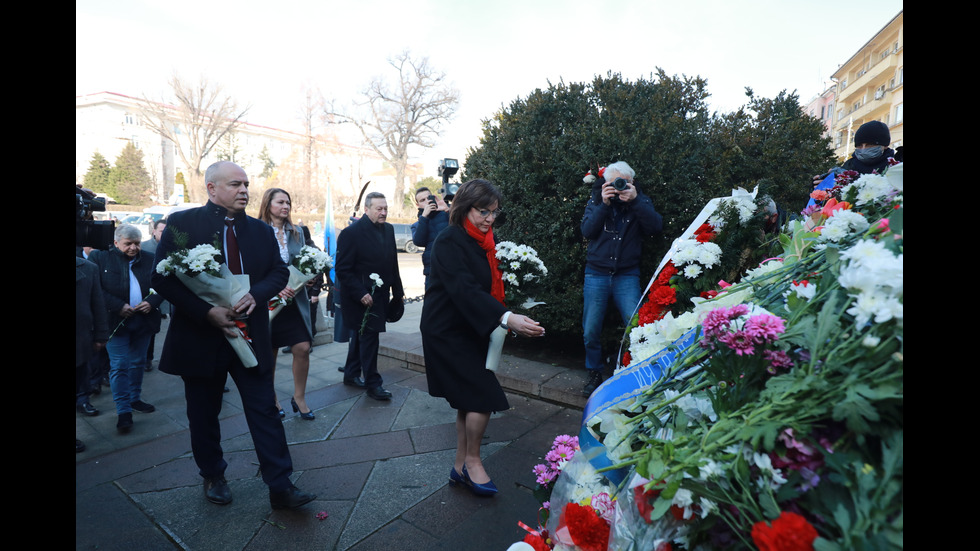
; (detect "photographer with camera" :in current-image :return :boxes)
[579,161,663,396]
[411,187,450,290]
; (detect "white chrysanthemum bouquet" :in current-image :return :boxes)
[269,245,333,321]
[495,241,548,310]
[156,231,256,367]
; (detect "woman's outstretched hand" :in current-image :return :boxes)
[506,314,545,338]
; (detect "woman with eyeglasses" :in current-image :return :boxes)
[420,179,545,497]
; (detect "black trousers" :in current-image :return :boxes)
[344,330,382,390]
[181,345,293,491]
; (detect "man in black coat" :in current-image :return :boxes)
[76,256,108,441]
[335,192,405,401]
[151,161,315,509]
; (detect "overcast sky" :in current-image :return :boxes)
[76,0,903,174]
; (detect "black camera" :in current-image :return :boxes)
[417,195,440,219]
[76,187,115,249]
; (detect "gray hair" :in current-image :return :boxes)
[604,161,635,181]
[114,223,142,242]
[364,191,386,209]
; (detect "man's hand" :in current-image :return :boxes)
[600,182,619,206]
[617,182,638,202]
[119,304,136,319]
[278,286,296,300]
[420,200,437,218]
[232,292,257,316]
[133,301,152,314]
[360,293,374,308]
[206,306,240,338]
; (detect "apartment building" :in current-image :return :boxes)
[830,11,903,160]
[75,91,416,210]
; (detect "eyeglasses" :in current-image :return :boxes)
[472,206,503,219]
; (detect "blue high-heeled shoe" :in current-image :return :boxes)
[449,467,465,486]
[291,398,315,420]
[461,465,498,496]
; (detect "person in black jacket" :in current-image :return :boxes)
[88,224,164,433]
[151,161,315,509]
[812,120,898,188]
[580,161,663,396]
[421,179,544,496]
[335,192,405,401]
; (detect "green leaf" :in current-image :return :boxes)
[758,490,780,519]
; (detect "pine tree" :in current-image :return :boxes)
[110,142,153,205]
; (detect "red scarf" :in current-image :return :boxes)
[463,218,506,306]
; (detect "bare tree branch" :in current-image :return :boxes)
[322,50,459,215]
[139,74,250,203]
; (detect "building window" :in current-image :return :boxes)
[131,136,140,149]
[895,104,903,123]
[125,113,134,125]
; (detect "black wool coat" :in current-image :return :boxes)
[420,224,510,413]
[335,215,405,334]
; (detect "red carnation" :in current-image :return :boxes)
[651,286,677,307]
[694,223,717,243]
[563,503,610,551]
[751,511,819,551]
[656,263,678,285]
[622,350,632,367]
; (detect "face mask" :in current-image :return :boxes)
[854,146,884,162]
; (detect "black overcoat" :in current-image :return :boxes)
[150,201,288,377]
[335,216,404,334]
[420,224,509,413]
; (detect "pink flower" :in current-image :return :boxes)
[316,511,329,520]
[546,444,576,466]
[553,434,579,449]
[533,464,557,485]
[763,349,794,371]
[744,313,786,344]
[717,331,757,356]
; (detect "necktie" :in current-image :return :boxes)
[225,219,242,274]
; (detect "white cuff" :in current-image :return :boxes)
[499,311,512,330]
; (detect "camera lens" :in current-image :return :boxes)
[612,178,628,191]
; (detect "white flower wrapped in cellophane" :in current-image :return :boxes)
[495,241,548,310]
[156,243,256,367]
[269,246,333,321]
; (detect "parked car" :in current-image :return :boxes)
[391,223,420,253]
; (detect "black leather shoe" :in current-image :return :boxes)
[367,387,392,401]
[582,370,604,396]
[204,476,232,505]
[343,377,366,388]
[116,412,133,434]
[77,402,100,417]
[131,400,156,413]
[76,439,86,453]
[270,484,316,509]
[337,366,345,372]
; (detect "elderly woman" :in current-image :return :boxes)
[88,224,163,433]
[259,188,316,420]
[421,179,545,496]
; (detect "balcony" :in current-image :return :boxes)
[837,53,899,103]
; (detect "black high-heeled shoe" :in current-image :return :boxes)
[461,465,498,496]
[291,398,315,420]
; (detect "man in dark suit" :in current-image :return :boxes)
[151,161,316,509]
[335,192,405,401]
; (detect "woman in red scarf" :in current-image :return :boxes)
[421,179,545,496]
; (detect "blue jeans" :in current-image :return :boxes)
[582,273,641,372]
[106,328,152,415]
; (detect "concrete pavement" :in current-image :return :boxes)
[75,300,592,551]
